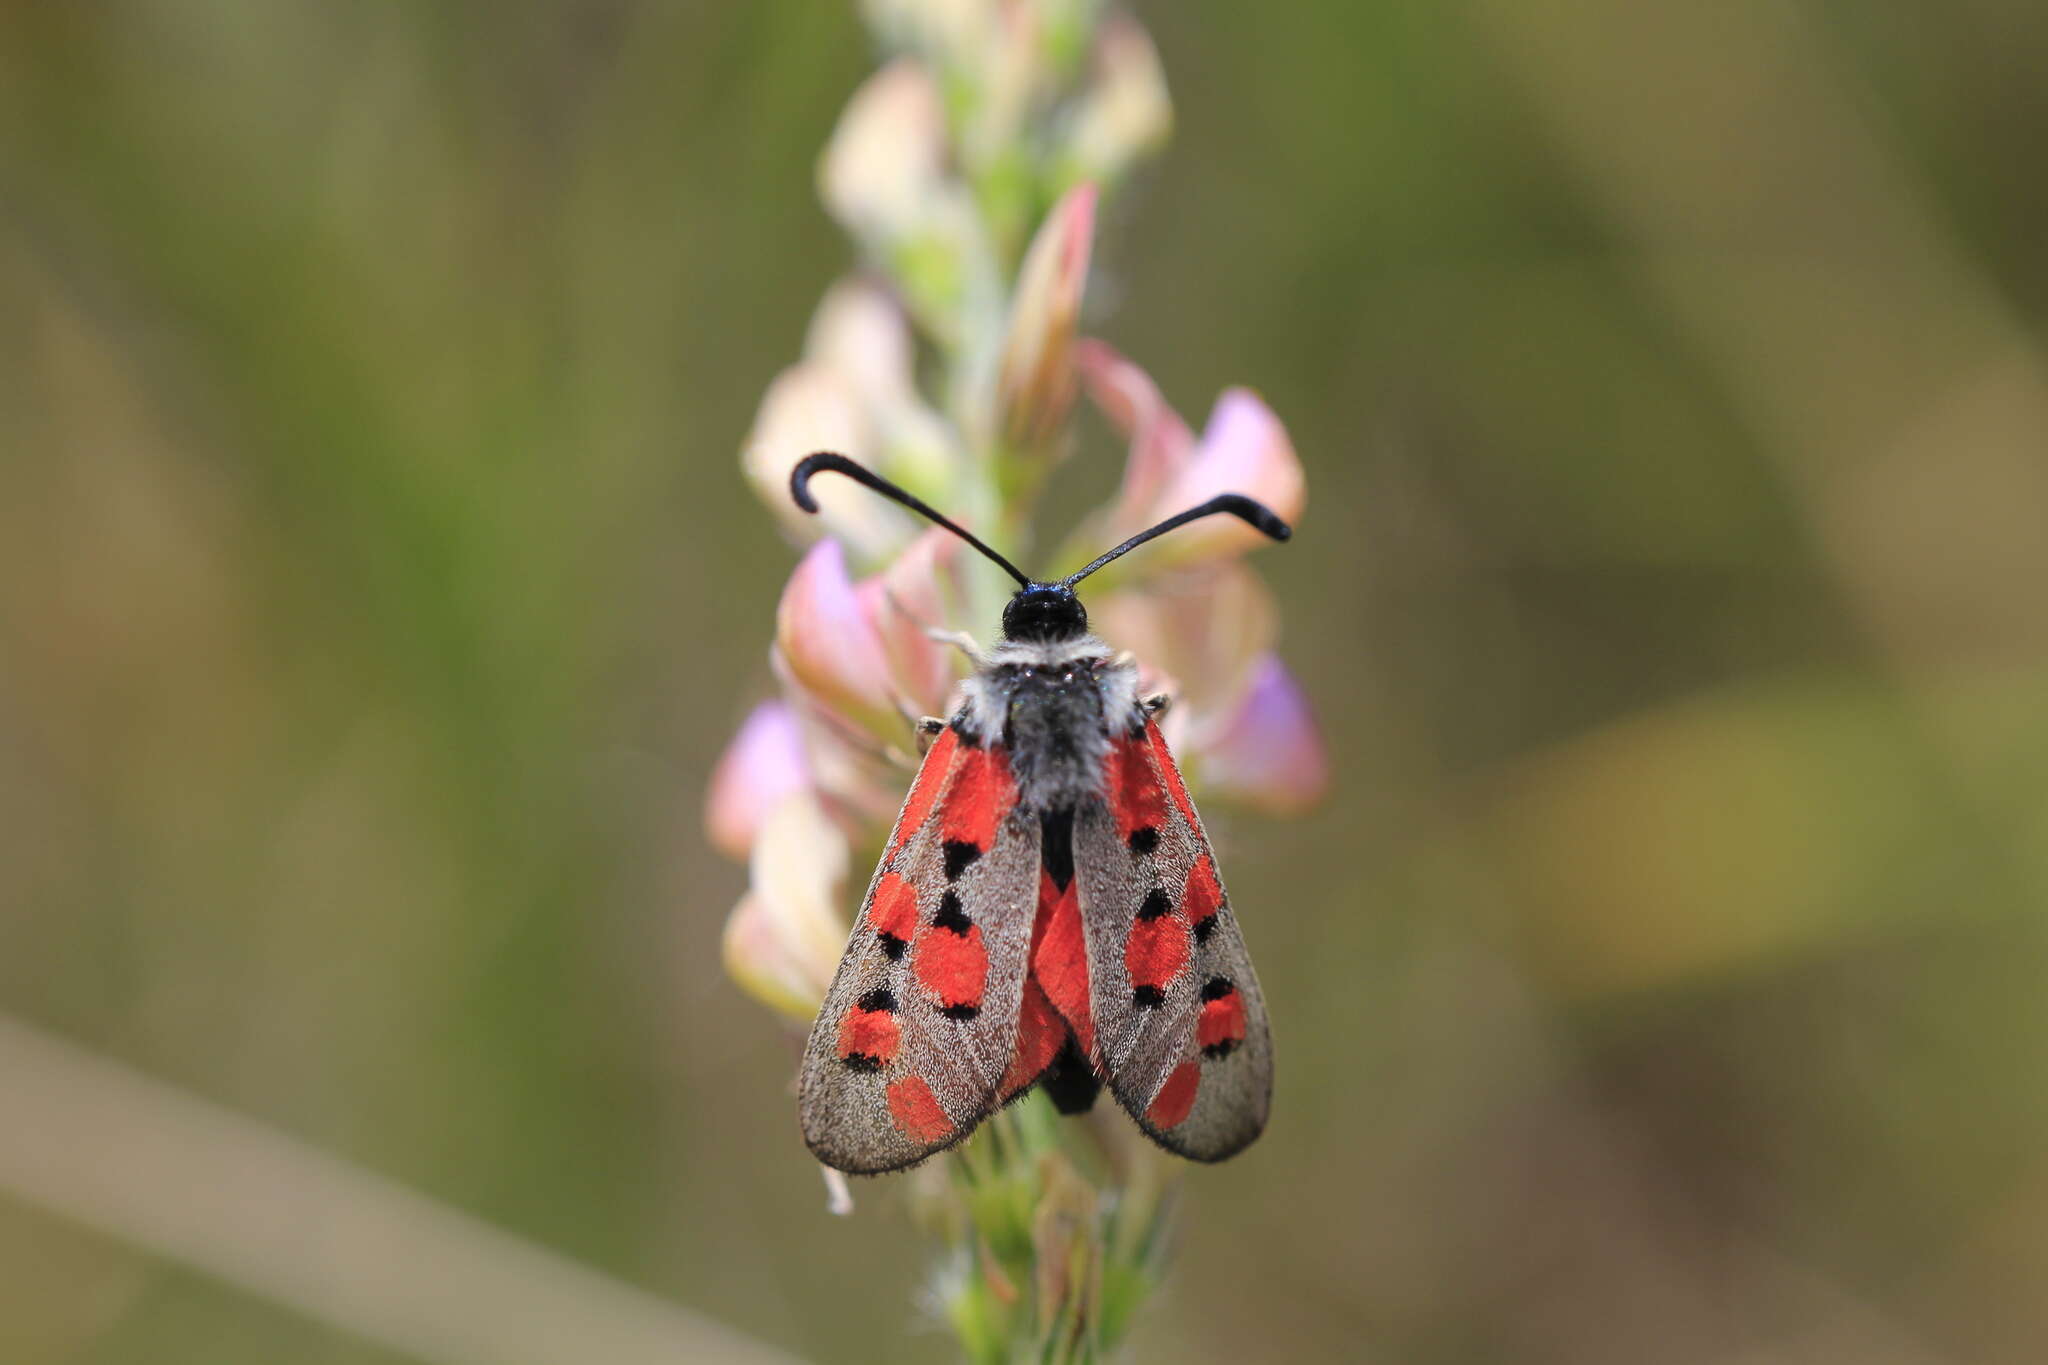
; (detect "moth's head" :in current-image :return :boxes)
[1001,582,1088,643]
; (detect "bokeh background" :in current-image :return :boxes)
[7,3,2048,1362]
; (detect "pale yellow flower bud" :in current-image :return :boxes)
[819,59,948,247]
[994,181,1096,451]
[1061,15,1171,187]
[721,792,852,1022]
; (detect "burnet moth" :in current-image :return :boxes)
[790,452,1290,1173]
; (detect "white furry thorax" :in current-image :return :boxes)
[956,635,1141,812]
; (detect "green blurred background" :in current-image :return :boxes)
[6,3,2048,1362]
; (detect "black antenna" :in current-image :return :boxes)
[1063,494,1292,587]
[790,452,1031,587]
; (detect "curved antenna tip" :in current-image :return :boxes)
[789,451,852,515]
[1237,497,1293,542]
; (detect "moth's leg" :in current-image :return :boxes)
[925,627,982,664]
[1140,692,1172,718]
[886,711,950,765]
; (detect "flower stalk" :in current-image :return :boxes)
[709,4,1325,1358]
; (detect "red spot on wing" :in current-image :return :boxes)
[1031,868,1095,1061]
[1182,857,1222,935]
[1103,737,1169,840]
[886,1075,952,1143]
[999,976,1066,1100]
[869,873,919,944]
[837,1006,901,1065]
[940,746,1013,850]
[1125,912,1190,991]
[1146,1060,1201,1130]
[1197,994,1247,1053]
[1144,719,1200,833]
[913,923,988,1008]
[891,728,958,854]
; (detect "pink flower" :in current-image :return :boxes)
[1192,653,1329,814]
[996,182,1097,451]
[705,701,811,860]
[1090,560,1326,815]
[1081,348,1306,572]
[776,525,974,745]
[773,671,904,826]
[1090,561,1275,720]
[776,539,899,735]
[1146,390,1306,567]
[1077,338,1193,533]
[858,527,968,719]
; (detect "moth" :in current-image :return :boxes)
[790,452,1289,1173]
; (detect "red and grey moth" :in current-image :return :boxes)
[789,454,1284,1174]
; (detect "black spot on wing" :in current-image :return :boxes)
[933,892,971,935]
[858,987,898,1013]
[840,1053,884,1073]
[1202,1038,1241,1060]
[1127,825,1160,856]
[1132,985,1165,1009]
[1200,976,1235,1002]
[878,931,908,960]
[938,1002,980,1020]
[1136,888,1172,922]
[943,840,981,881]
[1191,915,1217,946]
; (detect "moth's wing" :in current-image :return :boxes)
[799,727,1042,1174]
[994,866,1077,1105]
[1072,717,1272,1161]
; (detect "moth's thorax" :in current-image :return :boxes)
[958,635,1140,812]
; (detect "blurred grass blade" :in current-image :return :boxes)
[0,1014,807,1365]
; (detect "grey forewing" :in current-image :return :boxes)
[1069,743,1273,1162]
